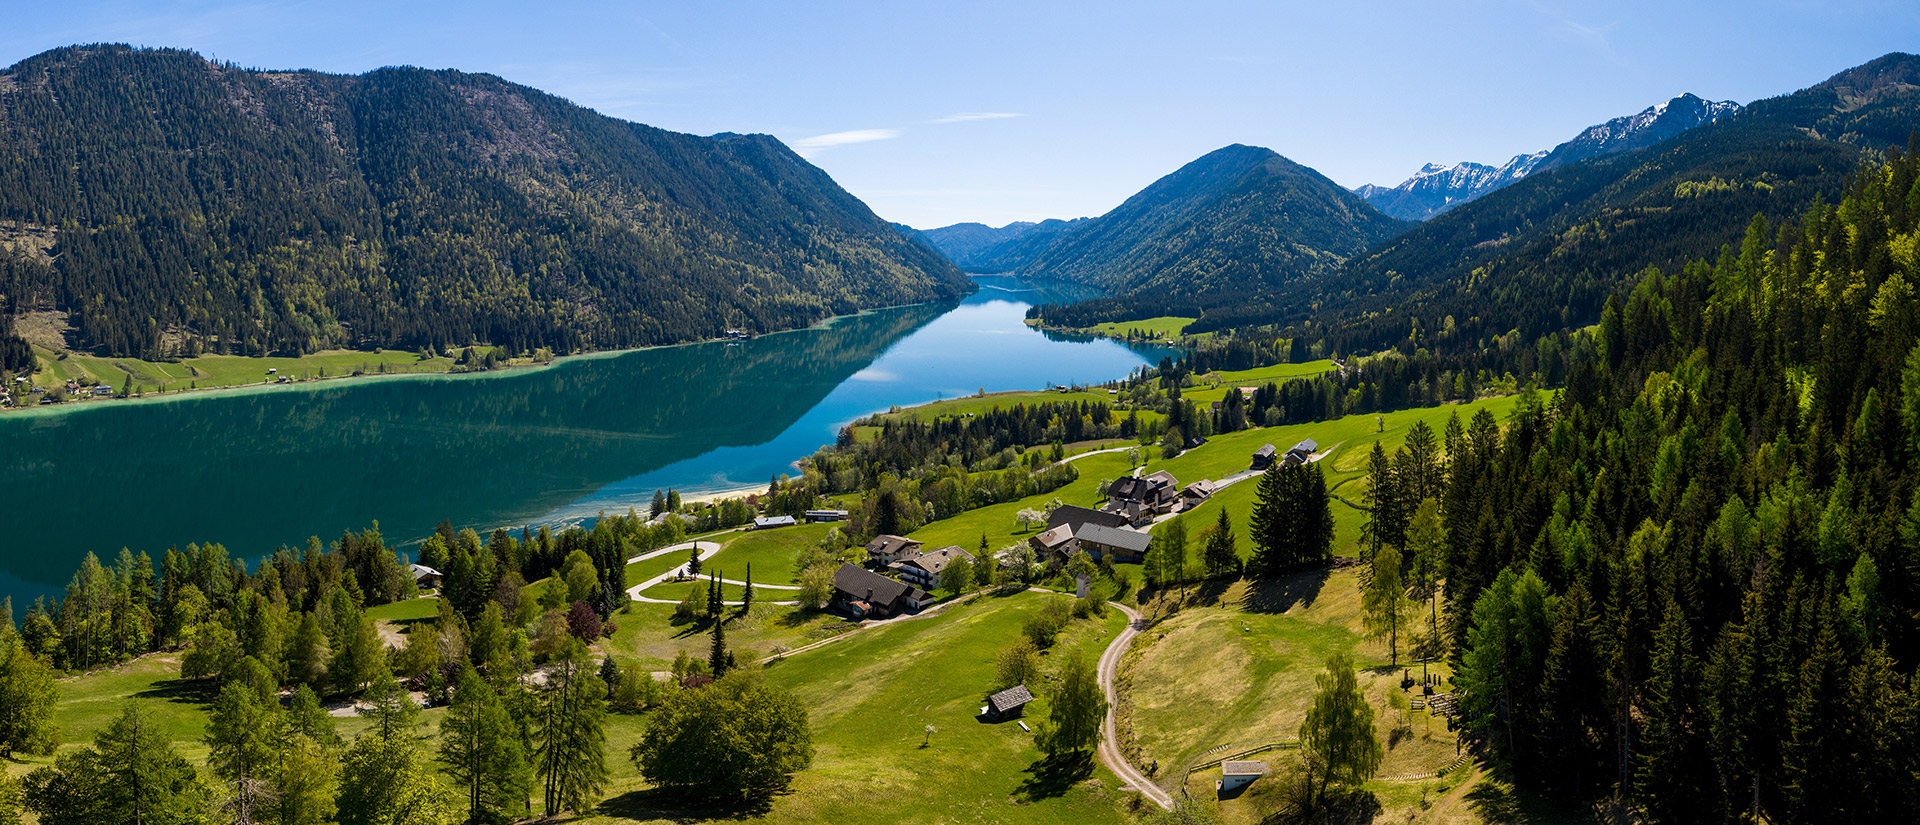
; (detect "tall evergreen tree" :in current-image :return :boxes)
[439,665,533,823]
[533,652,608,817]
[1202,508,1239,577]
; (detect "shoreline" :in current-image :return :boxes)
[1,296,960,420]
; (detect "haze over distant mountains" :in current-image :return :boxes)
[1354,93,1743,221]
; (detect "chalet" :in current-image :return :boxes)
[1074,523,1153,563]
[1181,479,1218,508]
[865,534,924,565]
[830,562,927,619]
[1251,443,1277,470]
[804,509,849,523]
[92,384,113,397]
[1284,439,1318,466]
[1106,470,1180,524]
[408,564,443,590]
[891,545,972,589]
[1047,505,1128,532]
[1033,505,1132,559]
[983,684,1033,720]
[1028,523,1077,558]
[753,515,797,530]
[1219,760,1267,795]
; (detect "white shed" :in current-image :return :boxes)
[1218,760,1267,795]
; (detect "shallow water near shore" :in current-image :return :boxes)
[0,276,1173,601]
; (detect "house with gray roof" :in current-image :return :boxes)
[1074,523,1153,563]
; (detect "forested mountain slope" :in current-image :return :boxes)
[1016,144,1407,297]
[914,217,1089,272]
[1222,52,1920,348]
[0,44,972,360]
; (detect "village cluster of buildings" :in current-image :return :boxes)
[819,437,1320,620]
[0,376,116,407]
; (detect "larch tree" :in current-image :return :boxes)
[533,652,608,817]
[439,665,533,823]
[205,680,279,824]
[1363,538,1409,665]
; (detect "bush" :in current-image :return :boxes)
[1023,599,1072,648]
[996,639,1042,690]
[631,671,814,798]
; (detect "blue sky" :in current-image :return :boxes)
[5,1,1916,228]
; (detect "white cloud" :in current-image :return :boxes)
[930,112,1023,124]
[791,128,902,157]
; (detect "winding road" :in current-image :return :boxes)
[622,539,800,606]
[1095,600,1175,809]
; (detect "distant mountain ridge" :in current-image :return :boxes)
[1290,52,1920,349]
[1353,151,1546,221]
[912,218,1091,272]
[0,44,972,359]
[1357,93,1741,221]
[1006,144,1407,297]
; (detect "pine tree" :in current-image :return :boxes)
[741,563,754,613]
[709,616,729,679]
[361,666,420,741]
[1202,508,1239,577]
[687,544,702,578]
[1248,463,1285,576]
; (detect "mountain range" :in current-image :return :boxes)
[1257,52,1920,349]
[1355,93,1742,221]
[0,44,970,360]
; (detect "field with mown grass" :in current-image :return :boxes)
[903,394,1525,566]
[1179,360,1338,407]
[1080,316,1198,340]
[1123,564,1535,825]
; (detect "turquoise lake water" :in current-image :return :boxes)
[0,276,1175,601]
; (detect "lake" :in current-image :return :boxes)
[0,276,1175,602]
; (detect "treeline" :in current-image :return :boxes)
[0,501,821,822]
[804,401,1124,539]
[0,44,969,359]
[1360,151,1920,821]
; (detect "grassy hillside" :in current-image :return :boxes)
[904,394,1523,563]
[18,589,1131,825]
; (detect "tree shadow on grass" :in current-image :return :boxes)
[1015,751,1094,802]
[1465,771,1609,824]
[595,786,782,823]
[389,616,434,634]
[133,676,217,707]
[1239,568,1329,615]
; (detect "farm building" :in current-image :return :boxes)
[984,684,1033,720]
[1219,760,1267,795]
